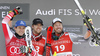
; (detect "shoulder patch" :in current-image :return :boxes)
[65,33,69,36]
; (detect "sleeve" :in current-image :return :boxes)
[68,33,89,43]
[10,27,15,34]
[2,12,14,45]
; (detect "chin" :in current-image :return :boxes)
[57,31,62,34]
[36,32,41,34]
[19,34,24,36]
[19,35,23,36]
[37,31,41,33]
[57,32,62,34]
[37,32,41,34]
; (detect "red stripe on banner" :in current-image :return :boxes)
[2,23,10,45]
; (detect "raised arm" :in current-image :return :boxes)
[2,12,14,45]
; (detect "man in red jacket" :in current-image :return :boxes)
[2,6,38,56]
[31,18,46,56]
[50,18,92,56]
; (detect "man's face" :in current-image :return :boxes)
[32,23,42,34]
[14,26,25,36]
[53,22,63,34]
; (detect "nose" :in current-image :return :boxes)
[37,25,42,29]
[57,25,61,28]
[20,28,24,32]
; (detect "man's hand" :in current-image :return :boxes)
[20,45,32,53]
[9,6,23,20]
[83,15,93,30]
[13,6,23,15]
[9,6,23,15]
[83,19,93,28]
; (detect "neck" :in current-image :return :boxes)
[55,33,61,36]
[15,33,25,39]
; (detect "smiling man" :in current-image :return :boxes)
[31,18,46,56]
[2,6,38,56]
[50,18,91,56]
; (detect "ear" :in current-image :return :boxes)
[53,26,54,29]
[32,25,34,29]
